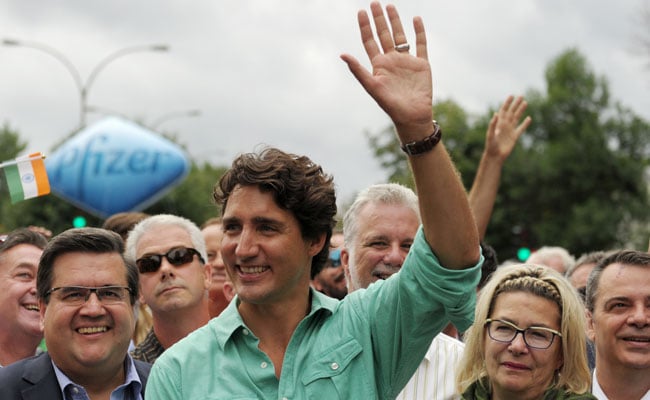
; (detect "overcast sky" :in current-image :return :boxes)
[1,0,649,206]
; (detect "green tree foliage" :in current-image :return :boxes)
[0,122,26,161]
[367,99,473,189]
[0,123,27,232]
[366,48,650,260]
[0,195,102,235]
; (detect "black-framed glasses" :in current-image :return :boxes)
[485,318,562,349]
[46,286,133,306]
[136,247,205,274]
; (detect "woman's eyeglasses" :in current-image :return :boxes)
[485,318,562,349]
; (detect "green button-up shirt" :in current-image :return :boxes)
[146,226,481,400]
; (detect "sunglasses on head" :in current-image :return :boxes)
[136,247,205,274]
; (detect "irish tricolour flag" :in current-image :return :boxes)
[1,152,51,203]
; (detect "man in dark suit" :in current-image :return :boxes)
[0,227,151,399]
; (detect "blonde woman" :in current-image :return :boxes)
[456,265,594,399]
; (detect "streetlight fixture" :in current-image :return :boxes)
[2,38,169,129]
[87,106,202,131]
[85,105,133,121]
[151,109,202,130]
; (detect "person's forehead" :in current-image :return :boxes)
[492,291,561,325]
[597,262,650,297]
[570,263,594,282]
[357,202,419,234]
[0,246,41,274]
[136,225,194,255]
[330,232,344,248]
[223,185,297,222]
[202,224,223,240]
[0,243,42,263]
[51,252,127,285]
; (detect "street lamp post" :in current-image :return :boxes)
[2,38,169,130]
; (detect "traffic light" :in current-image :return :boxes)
[72,216,87,228]
[517,247,531,262]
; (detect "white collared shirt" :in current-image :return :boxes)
[592,369,650,400]
[395,333,464,400]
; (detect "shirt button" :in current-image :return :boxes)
[243,329,250,335]
[282,398,288,400]
[72,387,79,394]
[330,362,339,370]
[260,361,268,369]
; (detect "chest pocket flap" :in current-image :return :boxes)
[301,337,363,385]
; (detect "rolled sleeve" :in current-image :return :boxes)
[406,226,482,332]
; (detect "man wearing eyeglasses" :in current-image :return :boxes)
[0,227,151,399]
[311,247,348,300]
[125,214,211,363]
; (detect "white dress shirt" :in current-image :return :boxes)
[396,333,464,400]
[592,369,650,400]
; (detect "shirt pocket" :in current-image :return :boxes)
[199,397,259,400]
[301,337,374,399]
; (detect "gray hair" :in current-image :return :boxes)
[565,250,606,279]
[125,214,207,263]
[343,183,419,250]
[527,246,574,273]
[342,183,419,290]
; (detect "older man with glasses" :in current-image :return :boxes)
[0,227,151,399]
[125,214,211,364]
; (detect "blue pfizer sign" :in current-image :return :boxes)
[46,117,190,218]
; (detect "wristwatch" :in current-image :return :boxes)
[400,121,442,156]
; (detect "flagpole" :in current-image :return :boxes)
[0,154,46,169]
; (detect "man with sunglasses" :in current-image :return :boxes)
[311,245,348,300]
[146,3,481,399]
[125,214,211,363]
[0,227,151,399]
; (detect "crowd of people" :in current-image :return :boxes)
[0,2,648,399]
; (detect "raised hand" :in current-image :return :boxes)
[469,95,532,239]
[485,95,532,163]
[341,2,433,141]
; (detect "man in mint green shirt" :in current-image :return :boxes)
[146,3,482,399]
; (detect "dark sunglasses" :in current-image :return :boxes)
[136,247,205,274]
[328,248,342,267]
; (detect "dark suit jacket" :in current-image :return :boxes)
[0,352,151,399]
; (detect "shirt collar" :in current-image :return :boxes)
[52,355,143,399]
[592,369,650,400]
[213,288,339,348]
[591,369,606,399]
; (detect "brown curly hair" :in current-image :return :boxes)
[213,147,337,276]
